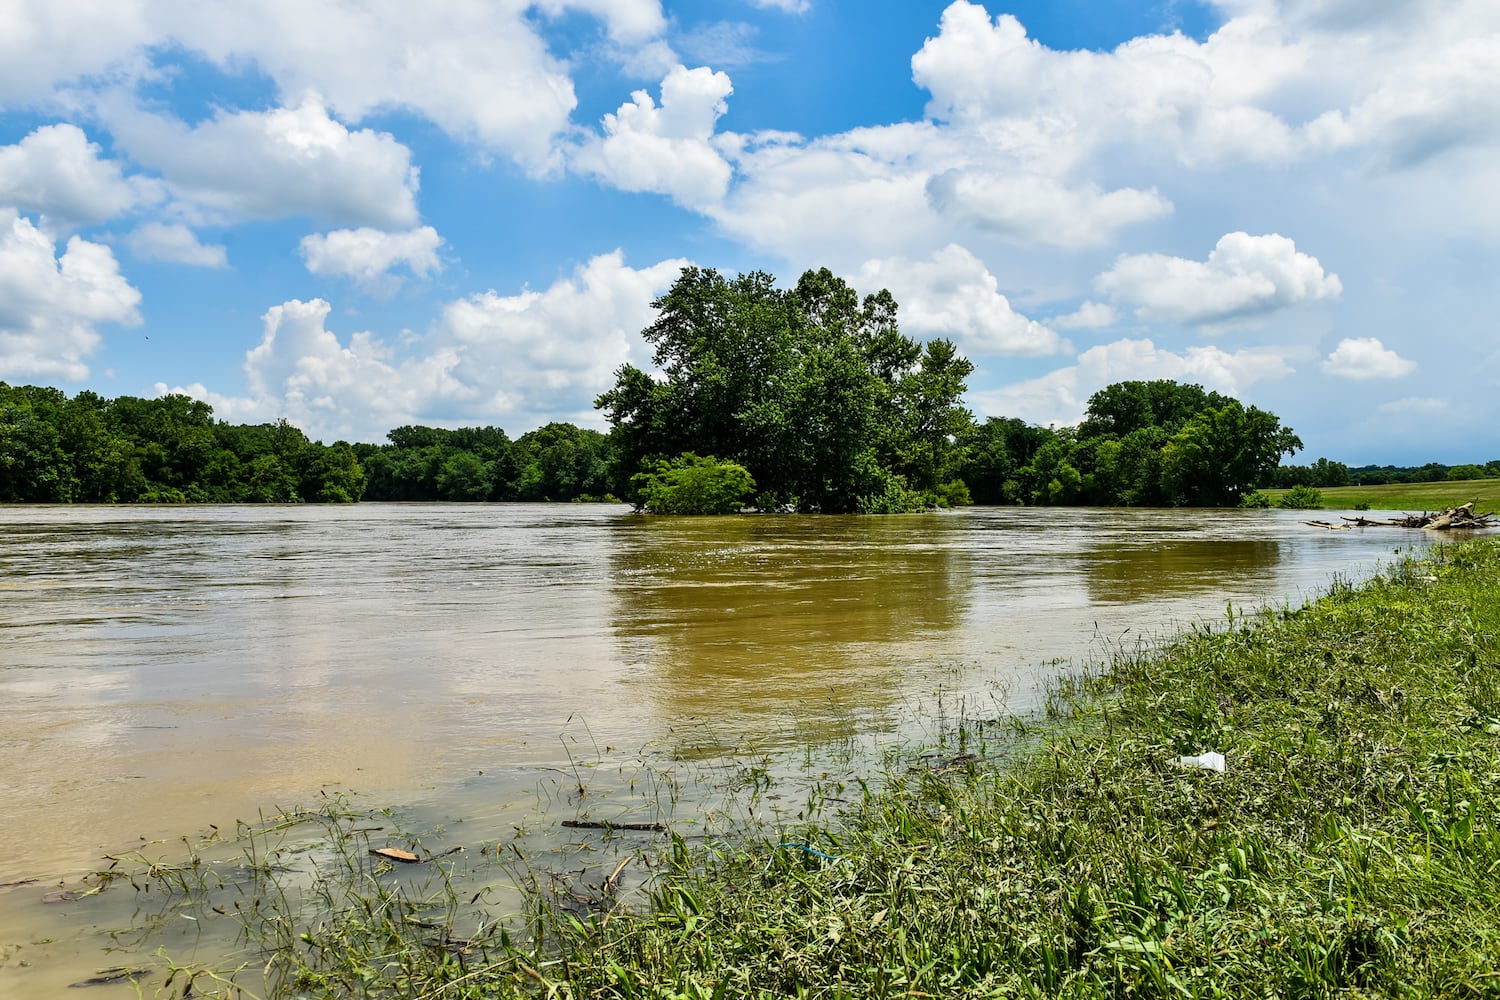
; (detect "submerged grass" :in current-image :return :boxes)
[144,540,1500,999]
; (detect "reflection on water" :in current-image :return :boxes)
[1080,538,1285,604]
[0,503,1426,996]
[609,515,966,750]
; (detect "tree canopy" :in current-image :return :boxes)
[3,371,1326,510]
[958,380,1304,507]
[0,382,363,503]
[595,266,974,513]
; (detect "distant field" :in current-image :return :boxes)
[1263,478,1500,511]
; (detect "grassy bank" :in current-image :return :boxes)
[1262,478,1500,511]
[160,540,1500,998]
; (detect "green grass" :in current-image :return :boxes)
[130,540,1500,998]
[1261,478,1500,511]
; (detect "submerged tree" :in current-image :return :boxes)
[596,266,973,513]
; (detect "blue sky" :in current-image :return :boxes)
[2,0,1497,465]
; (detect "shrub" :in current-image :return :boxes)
[931,479,972,508]
[631,453,756,515]
[1239,489,1272,508]
[1276,484,1323,509]
[855,472,927,514]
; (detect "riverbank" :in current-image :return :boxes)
[225,538,1499,998]
[1261,477,1500,511]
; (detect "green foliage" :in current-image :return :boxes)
[932,478,971,508]
[354,421,615,503]
[958,380,1303,508]
[1160,399,1304,506]
[631,453,756,514]
[1276,483,1324,509]
[597,266,973,513]
[1238,489,1272,508]
[1269,456,1351,488]
[0,383,362,504]
[1448,463,1488,481]
[956,417,1052,504]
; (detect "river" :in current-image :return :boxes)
[0,503,1426,994]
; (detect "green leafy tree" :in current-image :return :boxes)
[957,418,1054,504]
[512,423,612,501]
[597,266,971,513]
[1161,400,1303,506]
[1017,435,1083,505]
[436,450,492,501]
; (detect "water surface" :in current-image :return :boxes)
[0,503,1424,993]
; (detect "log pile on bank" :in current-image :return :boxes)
[1304,502,1499,531]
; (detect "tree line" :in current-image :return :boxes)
[0,382,619,505]
[0,383,364,504]
[1269,460,1500,488]
[6,268,1489,511]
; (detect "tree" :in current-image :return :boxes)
[436,450,492,501]
[596,266,973,513]
[1160,400,1303,505]
[512,423,612,501]
[957,418,1054,504]
[1078,380,1229,441]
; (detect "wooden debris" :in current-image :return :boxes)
[562,819,666,833]
[369,848,421,864]
[1305,503,1498,532]
[68,967,149,988]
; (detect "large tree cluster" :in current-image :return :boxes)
[0,383,363,503]
[959,379,1303,507]
[355,422,615,502]
[595,267,974,513]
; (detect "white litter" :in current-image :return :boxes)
[1171,751,1226,773]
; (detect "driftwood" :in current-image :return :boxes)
[1304,502,1498,532]
[561,819,667,833]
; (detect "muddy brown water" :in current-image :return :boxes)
[0,503,1426,995]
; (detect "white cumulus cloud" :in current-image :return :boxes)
[235,298,469,442]
[926,170,1171,248]
[1375,396,1449,416]
[300,227,443,293]
[103,98,420,229]
[574,65,735,210]
[855,245,1069,357]
[168,253,690,442]
[2,1,679,172]
[0,209,141,381]
[972,336,1294,426]
[1321,336,1416,379]
[434,250,689,424]
[750,0,811,13]
[0,124,154,231]
[1051,300,1118,330]
[126,222,227,268]
[1096,232,1342,327]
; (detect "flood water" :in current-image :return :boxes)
[0,503,1426,994]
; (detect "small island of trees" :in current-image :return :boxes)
[4,265,1491,512]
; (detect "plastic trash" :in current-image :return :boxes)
[1171,751,1226,773]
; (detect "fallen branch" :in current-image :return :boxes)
[1308,503,1498,531]
[561,819,667,833]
